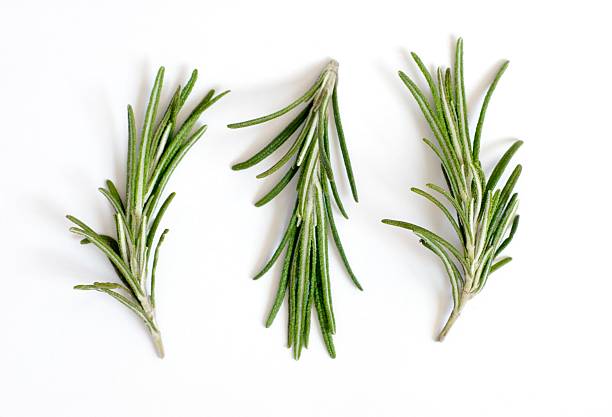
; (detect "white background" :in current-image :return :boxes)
[1,1,610,416]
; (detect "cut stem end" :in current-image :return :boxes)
[150,328,165,358]
[437,309,461,342]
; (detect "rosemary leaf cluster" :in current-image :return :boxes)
[68,67,228,357]
[229,60,361,359]
[383,39,522,341]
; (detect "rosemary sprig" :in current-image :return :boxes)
[383,39,522,341]
[229,60,361,359]
[68,67,228,357]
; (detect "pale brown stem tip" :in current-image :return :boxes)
[150,329,165,358]
[437,309,461,342]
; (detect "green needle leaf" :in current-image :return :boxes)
[411,187,462,240]
[254,166,299,207]
[265,226,297,328]
[381,219,467,268]
[232,105,310,171]
[150,229,169,309]
[324,194,362,290]
[253,210,298,279]
[410,51,443,125]
[331,84,358,202]
[473,60,510,159]
[490,257,513,273]
[180,69,198,107]
[486,140,524,192]
[495,215,519,257]
[146,192,175,249]
[228,74,323,129]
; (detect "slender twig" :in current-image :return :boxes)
[383,39,522,340]
[68,67,228,357]
[229,60,361,359]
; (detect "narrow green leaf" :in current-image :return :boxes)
[315,186,335,334]
[148,87,180,170]
[489,194,519,249]
[179,69,198,107]
[75,285,153,328]
[419,238,462,308]
[265,225,297,328]
[473,248,496,292]
[490,257,512,273]
[423,140,461,199]
[295,111,320,167]
[302,236,316,348]
[438,68,469,166]
[381,219,466,268]
[146,192,176,249]
[144,125,206,219]
[115,213,129,263]
[293,207,313,358]
[135,214,148,284]
[149,122,174,178]
[410,51,443,126]
[323,193,362,290]
[169,89,215,147]
[495,214,519,257]
[486,140,523,192]
[74,282,126,291]
[69,227,141,296]
[313,272,336,358]
[99,187,126,219]
[331,84,358,202]
[254,165,299,207]
[126,105,137,219]
[287,224,302,347]
[100,288,151,326]
[150,229,168,308]
[255,114,313,179]
[228,75,323,129]
[497,164,522,211]
[473,60,509,159]
[315,111,335,185]
[320,123,348,219]
[79,234,119,251]
[296,139,319,218]
[253,210,297,279]
[398,71,445,144]
[173,89,229,148]
[66,215,99,237]
[426,183,471,234]
[411,187,462,240]
[454,38,470,154]
[232,105,310,171]
[105,180,124,213]
[142,67,165,147]
[136,67,165,213]
[488,193,519,246]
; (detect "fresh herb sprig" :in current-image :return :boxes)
[229,60,361,359]
[383,39,522,341]
[68,67,228,357]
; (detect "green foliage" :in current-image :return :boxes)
[229,60,361,359]
[68,67,228,357]
[383,39,522,340]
